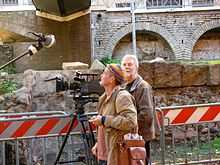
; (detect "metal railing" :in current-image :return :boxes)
[192,0,214,7]
[153,103,220,164]
[91,0,218,10]
[0,135,83,165]
[0,0,33,6]
[0,111,97,165]
[145,0,215,8]
[146,0,183,8]
[2,0,18,5]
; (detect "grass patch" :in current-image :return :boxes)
[165,137,220,163]
[207,60,220,64]
[211,137,220,151]
[173,60,220,65]
[0,79,18,94]
[100,57,121,66]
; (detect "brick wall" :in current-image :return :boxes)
[91,10,220,60]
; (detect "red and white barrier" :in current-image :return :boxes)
[0,111,81,141]
[2,103,220,141]
[160,103,220,125]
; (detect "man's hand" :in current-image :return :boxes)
[89,115,102,126]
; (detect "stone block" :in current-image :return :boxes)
[139,62,154,86]
[89,59,105,71]
[182,64,208,86]
[62,62,89,70]
[208,64,220,85]
[23,70,75,97]
[153,62,182,88]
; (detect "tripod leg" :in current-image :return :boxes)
[79,118,91,164]
[79,116,98,165]
[88,122,96,146]
[54,114,77,165]
[88,121,98,165]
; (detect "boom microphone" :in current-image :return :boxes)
[30,32,56,48]
[27,32,56,55]
[39,34,56,48]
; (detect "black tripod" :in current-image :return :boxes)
[54,96,98,165]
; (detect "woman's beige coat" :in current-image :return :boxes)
[97,87,137,165]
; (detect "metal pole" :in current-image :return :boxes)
[90,14,95,63]
[131,0,137,56]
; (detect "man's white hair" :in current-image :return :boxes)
[121,54,139,68]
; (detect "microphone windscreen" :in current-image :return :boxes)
[43,35,56,48]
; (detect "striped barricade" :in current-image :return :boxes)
[160,103,220,126]
[156,103,220,165]
[0,111,97,141]
[0,111,98,165]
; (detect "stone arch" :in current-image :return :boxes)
[106,22,181,59]
[186,19,220,58]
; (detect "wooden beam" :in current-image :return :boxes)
[36,9,90,22]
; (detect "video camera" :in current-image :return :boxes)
[45,71,104,114]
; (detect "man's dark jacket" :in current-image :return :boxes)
[126,75,158,141]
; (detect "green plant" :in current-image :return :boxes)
[0,79,18,94]
[0,64,16,74]
[211,137,220,151]
[100,57,121,66]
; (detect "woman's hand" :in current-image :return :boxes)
[89,115,102,126]
[91,143,97,156]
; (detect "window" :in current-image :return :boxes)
[192,0,214,7]
[3,0,18,5]
[115,2,131,8]
[146,0,182,8]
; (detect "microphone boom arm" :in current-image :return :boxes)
[0,43,42,70]
[0,32,55,71]
[0,51,30,70]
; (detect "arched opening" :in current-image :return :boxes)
[192,27,220,60]
[112,30,174,61]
